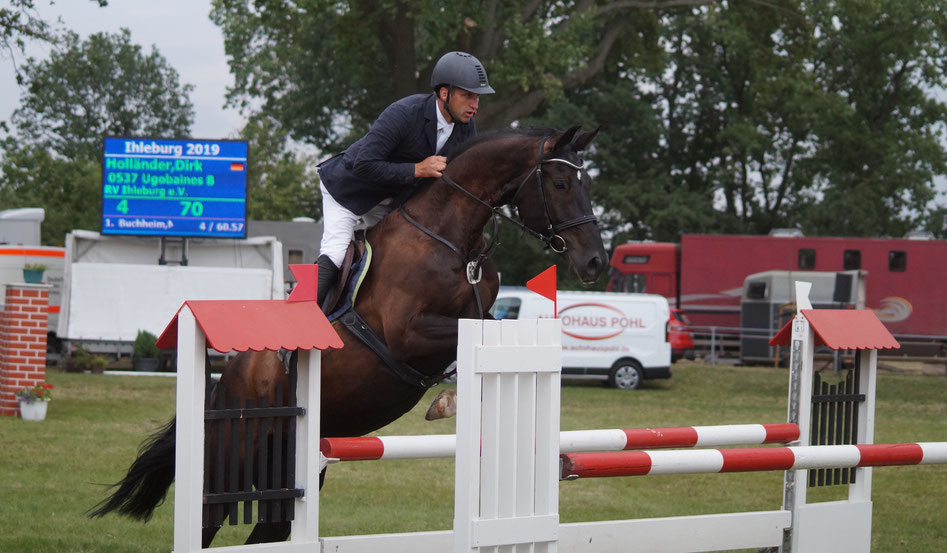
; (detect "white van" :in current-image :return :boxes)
[490,287,672,389]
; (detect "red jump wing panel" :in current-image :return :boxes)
[769,309,899,351]
[157,300,343,353]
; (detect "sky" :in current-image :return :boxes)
[0,0,245,139]
[0,1,943,210]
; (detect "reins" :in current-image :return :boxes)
[398,205,497,316]
[399,135,599,316]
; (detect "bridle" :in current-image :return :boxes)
[398,135,599,313]
[508,138,599,253]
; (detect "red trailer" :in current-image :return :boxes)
[607,234,947,355]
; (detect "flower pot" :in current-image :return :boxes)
[133,357,161,372]
[23,269,44,284]
[19,399,49,421]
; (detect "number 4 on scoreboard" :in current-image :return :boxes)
[116,199,129,214]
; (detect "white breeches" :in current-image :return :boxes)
[319,182,392,267]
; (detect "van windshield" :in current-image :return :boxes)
[608,270,647,293]
[491,297,522,320]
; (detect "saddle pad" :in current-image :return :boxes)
[327,240,372,323]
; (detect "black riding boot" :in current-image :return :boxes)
[316,254,340,312]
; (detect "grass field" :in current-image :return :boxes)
[1,362,945,552]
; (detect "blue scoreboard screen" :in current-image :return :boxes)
[101,137,248,238]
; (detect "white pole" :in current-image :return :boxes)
[849,349,877,503]
[291,348,321,544]
[453,319,482,553]
[783,283,815,553]
[173,307,206,553]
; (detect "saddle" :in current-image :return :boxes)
[320,235,448,389]
[322,237,371,321]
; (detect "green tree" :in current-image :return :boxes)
[534,72,725,245]
[0,142,101,245]
[9,29,194,160]
[242,114,322,221]
[210,0,947,250]
[542,1,947,241]
[1,29,195,244]
[798,0,947,237]
[923,204,947,238]
[210,0,709,151]
[1,0,107,80]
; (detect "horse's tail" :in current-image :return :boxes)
[88,417,176,521]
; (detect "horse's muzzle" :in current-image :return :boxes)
[576,249,608,284]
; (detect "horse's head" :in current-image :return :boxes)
[512,126,608,284]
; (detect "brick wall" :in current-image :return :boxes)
[0,284,50,417]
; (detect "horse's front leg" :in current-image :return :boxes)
[399,311,494,422]
[391,311,461,360]
[393,289,497,357]
[393,276,498,420]
[425,388,458,420]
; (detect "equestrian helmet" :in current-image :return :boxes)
[431,51,495,95]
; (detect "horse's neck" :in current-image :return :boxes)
[407,183,495,251]
[405,141,536,249]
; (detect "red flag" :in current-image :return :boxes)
[526,265,558,317]
[287,264,318,302]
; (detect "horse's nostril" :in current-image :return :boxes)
[587,254,604,273]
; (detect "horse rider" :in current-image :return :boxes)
[315,51,495,309]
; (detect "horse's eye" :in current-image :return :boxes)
[554,179,568,190]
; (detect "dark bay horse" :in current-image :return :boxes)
[90,125,608,545]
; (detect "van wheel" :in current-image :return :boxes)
[608,360,643,390]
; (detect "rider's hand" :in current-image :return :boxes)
[415,155,447,178]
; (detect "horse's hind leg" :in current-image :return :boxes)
[245,468,326,544]
[244,429,293,544]
[202,526,221,549]
[246,521,291,544]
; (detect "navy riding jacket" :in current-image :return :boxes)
[318,93,477,215]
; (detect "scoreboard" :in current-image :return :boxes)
[101,137,248,238]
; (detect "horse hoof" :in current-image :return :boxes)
[425,389,457,420]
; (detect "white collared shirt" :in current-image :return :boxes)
[435,101,454,154]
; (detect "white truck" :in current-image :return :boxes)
[56,230,285,355]
[2,209,292,359]
[491,287,672,389]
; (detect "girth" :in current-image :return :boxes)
[339,307,450,390]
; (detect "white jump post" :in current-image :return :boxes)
[556,281,906,553]
[316,317,565,553]
[454,318,563,553]
[452,317,791,553]
[174,307,206,552]
[163,296,340,553]
[781,282,878,553]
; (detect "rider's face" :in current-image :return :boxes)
[439,87,480,123]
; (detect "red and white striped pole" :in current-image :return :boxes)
[562,423,798,452]
[320,423,800,461]
[560,442,947,480]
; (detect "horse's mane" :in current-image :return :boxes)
[447,126,557,163]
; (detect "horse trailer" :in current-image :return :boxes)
[607,233,947,360]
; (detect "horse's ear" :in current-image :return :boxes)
[549,125,581,153]
[572,125,601,152]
